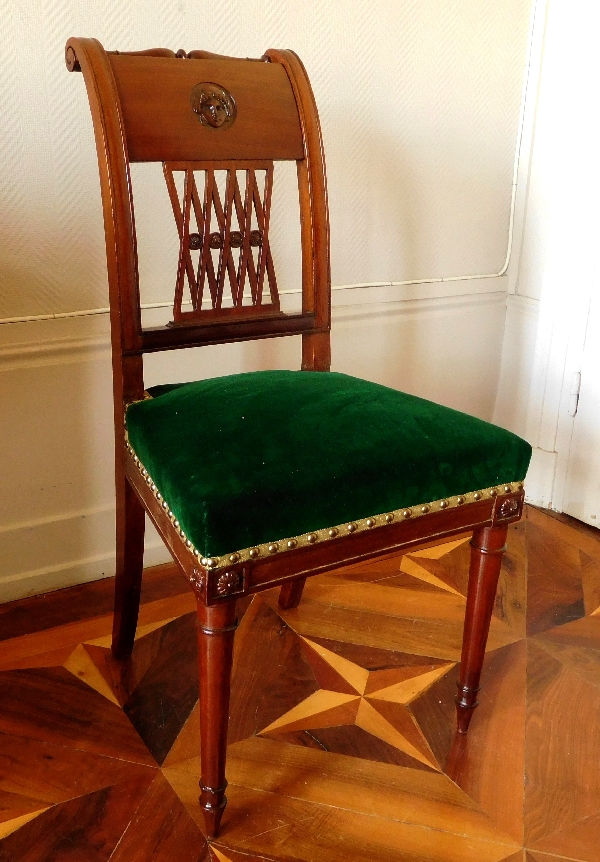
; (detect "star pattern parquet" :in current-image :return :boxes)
[2,505,600,861]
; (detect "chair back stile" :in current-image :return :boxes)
[65,38,332,433]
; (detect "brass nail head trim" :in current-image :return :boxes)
[127,444,522,573]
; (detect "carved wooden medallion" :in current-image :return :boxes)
[499,498,520,518]
[190,568,204,592]
[216,570,241,595]
[190,82,237,129]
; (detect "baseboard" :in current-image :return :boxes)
[0,502,172,603]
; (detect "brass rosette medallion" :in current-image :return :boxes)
[190,82,237,129]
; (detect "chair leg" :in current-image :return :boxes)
[278,576,307,610]
[456,524,508,734]
[112,476,146,660]
[197,598,238,839]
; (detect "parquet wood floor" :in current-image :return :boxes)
[1,505,600,861]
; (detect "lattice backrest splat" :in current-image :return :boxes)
[164,161,279,324]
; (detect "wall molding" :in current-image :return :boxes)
[0,276,509,357]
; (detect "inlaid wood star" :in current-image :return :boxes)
[260,636,455,769]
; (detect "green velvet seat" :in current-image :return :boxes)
[126,370,532,560]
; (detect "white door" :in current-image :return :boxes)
[561,291,600,526]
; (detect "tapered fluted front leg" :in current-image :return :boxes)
[456,524,508,733]
[278,577,307,610]
[112,476,146,660]
[197,598,238,839]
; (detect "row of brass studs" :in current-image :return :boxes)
[227,484,524,568]
[188,229,262,250]
[126,438,523,573]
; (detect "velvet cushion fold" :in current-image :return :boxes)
[126,371,532,557]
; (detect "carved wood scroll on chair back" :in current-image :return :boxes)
[66,38,532,842]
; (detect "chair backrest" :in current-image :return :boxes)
[65,39,331,410]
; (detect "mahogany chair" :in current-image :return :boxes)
[66,38,532,839]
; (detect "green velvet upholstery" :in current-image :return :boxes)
[126,371,532,557]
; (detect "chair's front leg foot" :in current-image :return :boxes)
[278,577,307,610]
[197,598,238,839]
[456,524,508,734]
[455,684,480,733]
[199,780,228,839]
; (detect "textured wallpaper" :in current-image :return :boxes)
[0,0,531,318]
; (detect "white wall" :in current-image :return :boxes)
[493,0,600,510]
[0,0,532,601]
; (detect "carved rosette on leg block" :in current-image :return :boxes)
[196,599,239,837]
[456,523,509,733]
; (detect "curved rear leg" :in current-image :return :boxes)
[112,476,145,660]
[278,577,307,610]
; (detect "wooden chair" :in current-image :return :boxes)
[66,38,532,839]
